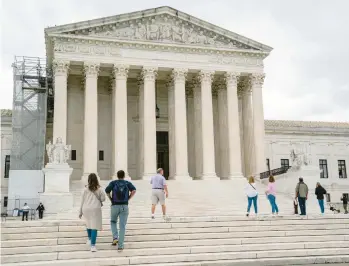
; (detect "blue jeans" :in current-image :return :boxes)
[110,205,129,248]
[86,228,98,246]
[247,196,258,214]
[318,199,325,214]
[267,194,279,214]
[298,197,306,215]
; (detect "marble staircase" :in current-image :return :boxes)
[2,179,349,265]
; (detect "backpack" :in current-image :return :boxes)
[112,181,129,203]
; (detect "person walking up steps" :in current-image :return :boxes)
[22,203,30,221]
[245,176,258,217]
[265,175,279,216]
[295,177,308,216]
[315,182,327,215]
[36,202,45,219]
[79,173,105,252]
[150,168,168,219]
[105,170,136,251]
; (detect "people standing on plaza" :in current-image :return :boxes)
[22,203,30,221]
[105,170,136,251]
[265,175,279,216]
[295,177,308,215]
[245,176,258,217]
[36,202,45,219]
[150,168,168,220]
[79,173,106,252]
[315,182,327,215]
[340,194,348,214]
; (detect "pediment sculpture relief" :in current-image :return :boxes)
[77,16,258,50]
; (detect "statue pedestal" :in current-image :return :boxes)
[40,163,74,214]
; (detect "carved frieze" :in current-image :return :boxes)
[68,15,258,51]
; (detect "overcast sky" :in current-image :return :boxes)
[1,0,348,122]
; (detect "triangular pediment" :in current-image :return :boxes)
[46,6,272,53]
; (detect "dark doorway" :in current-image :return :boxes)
[156,131,169,179]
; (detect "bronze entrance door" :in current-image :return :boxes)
[156,131,169,179]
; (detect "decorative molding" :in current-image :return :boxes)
[224,72,240,87]
[83,62,100,77]
[238,77,251,96]
[185,78,198,97]
[197,70,214,84]
[112,64,129,79]
[69,15,258,51]
[250,73,265,87]
[52,39,265,67]
[171,68,187,83]
[52,59,70,76]
[141,67,158,81]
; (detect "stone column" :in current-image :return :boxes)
[82,62,100,179]
[112,65,129,178]
[137,78,144,179]
[216,79,229,178]
[141,67,158,179]
[192,79,202,179]
[52,60,69,144]
[198,70,217,179]
[167,78,176,179]
[241,79,254,177]
[186,84,195,178]
[172,69,190,179]
[251,73,267,175]
[225,72,243,178]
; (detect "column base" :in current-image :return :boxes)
[81,173,100,184]
[200,173,218,179]
[40,192,73,214]
[226,173,245,180]
[173,175,192,180]
[142,173,155,180]
[111,172,130,180]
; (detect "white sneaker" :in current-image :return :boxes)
[86,239,91,245]
[90,246,97,252]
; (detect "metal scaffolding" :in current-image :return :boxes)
[11,56,52,170]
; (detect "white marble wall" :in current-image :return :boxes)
[0,117,11,213]
[264,134,349,202]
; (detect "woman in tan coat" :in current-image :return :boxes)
[79,173,105,252]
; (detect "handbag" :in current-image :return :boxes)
[92,190,103,207]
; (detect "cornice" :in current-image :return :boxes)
[50,34,269,59]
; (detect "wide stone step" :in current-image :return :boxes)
[3,221,349,235]
[2,248,349,265]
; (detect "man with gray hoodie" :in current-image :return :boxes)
[295,177,308,215]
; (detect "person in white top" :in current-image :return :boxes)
[245,176,258,217]
[22,203,31,221]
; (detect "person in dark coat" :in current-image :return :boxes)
[315,182,327,214]
[341,195,348,214]
[36,203,45,219]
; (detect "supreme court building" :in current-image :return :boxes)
[45,6,272,181]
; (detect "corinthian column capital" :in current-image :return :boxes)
[224,72,240,87]
[250,73,265,87]
[171,68,188,83]
[113,64,129,79]
[52,59,70,77]
[141,67,158,81]
[83,62,100,77]
[197,70,215,84]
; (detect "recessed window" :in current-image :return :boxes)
[4,197,8,207]
[4,155,10,178]
[99,151,104,161]
[338,160,347,179]
[71,150,76,161]
[281,159,289,169]
[319,159,328,179]
[266,158,270,172]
